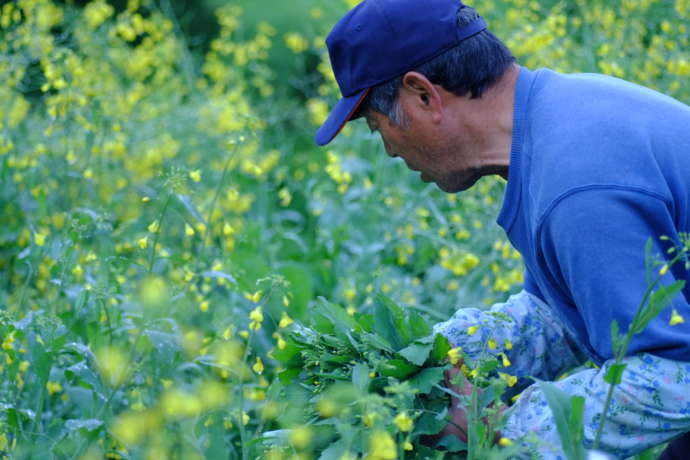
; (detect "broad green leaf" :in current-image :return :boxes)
[379,358,418,379]
[352,362,370,392]
[431,333,451,363]
[436,434,467,453]
[568,396,586,448]
[314,297,360,335]
[373,297,405,351]
[407,311,432,341]
[398,341,433,366]
[603,362,627,385]
[318,440,348,460]
[409,366,447,394]
[537,380,586,460]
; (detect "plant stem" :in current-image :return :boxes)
[148,193,173,274]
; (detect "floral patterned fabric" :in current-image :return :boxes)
[433,290,690,459]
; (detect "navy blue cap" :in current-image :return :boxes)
[314,0,487,146]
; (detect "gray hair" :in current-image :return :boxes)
[356,6,515,126]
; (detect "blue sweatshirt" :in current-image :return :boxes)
[498,67,690,365]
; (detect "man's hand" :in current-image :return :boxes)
[440,364,473,442]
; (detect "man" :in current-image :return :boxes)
[314,0,690,458]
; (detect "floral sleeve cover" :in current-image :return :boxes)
[434,291,690,458]
[433,290,587,381]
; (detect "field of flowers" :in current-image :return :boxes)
[0,0,689,458]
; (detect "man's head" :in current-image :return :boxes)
[315,0,517,192]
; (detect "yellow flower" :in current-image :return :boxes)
[447,347,463,365]
[253,356,264,374]
[504,338,513,350]
[501,353,511,368]
[289,426,313,449]
[34,231,47,247]
[138,237,148,249]
[185,224,195,237]
[499,372,518,387]
[199,301,209,312]
[659,264,669,276]
[498,437,513,447]
[670,309,685,326]
[488,337,497,350]
[393,412,413,432]
[189,169,202,182]
[46,381,62,395]
[403,440,413,451]
[467,325,479,336]
[249,306,263,330]
[279,311,293,328]
[368,431,396,460]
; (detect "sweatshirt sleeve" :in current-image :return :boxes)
[537,187,690,364]
[502,353,690,458]
[433,290,587,381]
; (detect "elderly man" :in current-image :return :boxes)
[314,0,690,458]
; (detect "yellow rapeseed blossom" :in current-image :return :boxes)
[498,437,514,447]
[249,306,263,330]
[467,325,479,336]
[253,356,264,374]
[289,426,313,449]
[367,431,396,460]
[500,353,511,368]
[95,346,130,386]
[34,231,47,247]
[189,169,201,182]
[488,337,497,350]
[670,309,685,326]
[185,223,195,236]
[279,311,293,328]
[447,347,462,365]
[393,412,413,432]
[46,381,62,395]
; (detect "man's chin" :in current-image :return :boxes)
[436,176,479,194]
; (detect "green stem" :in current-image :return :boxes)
[148,193,173,274]
[198,142,240,268]
[592,249,685,449]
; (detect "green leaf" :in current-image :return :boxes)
[436,434,467,452]
[398,341,433,366]
[379,358,418,379]
[537,381,586,460]
[407,311,432,341]
[633,280,686,334]
[603,362,627,385]
[351,362,370,392]
[318,440,348,460]
[314,297,361,335]
[374,293,408,349]
[431,333,451,362]
[568,396,586,448]
[409,366,447,394]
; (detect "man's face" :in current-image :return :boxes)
[365,109,485,193]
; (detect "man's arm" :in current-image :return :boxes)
[433,289,587,382]
[502,353,690,457]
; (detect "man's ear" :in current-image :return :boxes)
[400,71,443,122]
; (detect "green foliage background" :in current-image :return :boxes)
[0,0,688,458]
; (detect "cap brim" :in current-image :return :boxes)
[314,88,370,146]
